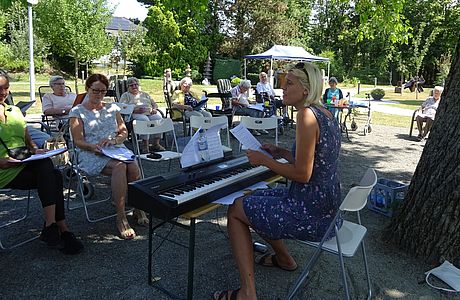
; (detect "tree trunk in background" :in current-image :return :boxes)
[74,59,79,94]
[384,36,460,265]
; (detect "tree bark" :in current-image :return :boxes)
[384,36,460,265]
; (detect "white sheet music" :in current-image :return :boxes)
[180,123,225,168]
[213,182,268,205]
[230,124,271,157]
[10,147,67,163]
[101,146,135,161]
[248,103,264,111]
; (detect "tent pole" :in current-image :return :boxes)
[244,59,247,79]
[327,62,330,79]
[269,58,274,88]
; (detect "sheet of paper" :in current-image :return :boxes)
[213,182,269,205]
[101,146,135,161]
[230,124,271,157]
[248,104,264,111]
[180,123,225,168]
[11,147,67,163]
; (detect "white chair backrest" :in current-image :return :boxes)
[340,168,377,212]
[240,116,278,145]
[189,115,230,147]
[132,118,178,151]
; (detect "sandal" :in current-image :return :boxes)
[116,217,136,239]
[213,288,240,300]
[133,209,149,226]
[255,253,297,271]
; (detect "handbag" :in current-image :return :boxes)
[44,131,69,166]
[425,260,460,292]
[0,137,33,160]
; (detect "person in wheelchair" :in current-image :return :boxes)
[0,72,83,254]
[171,77,212,119]
[69,74,147,240]
[119,77,164,153]
[415,86,443,141]
[256,71,288,119]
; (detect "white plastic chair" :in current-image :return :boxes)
[112,102,135,121]
[285,168,378,300]
[189,115,232,153]
[132,119,182,178]
[240,116,278,150]
[0,189,39,249]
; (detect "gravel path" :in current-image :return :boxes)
[0,123,456,300]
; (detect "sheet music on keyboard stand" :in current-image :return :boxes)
[180,123,225,168]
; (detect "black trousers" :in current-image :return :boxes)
[5,159,65,222]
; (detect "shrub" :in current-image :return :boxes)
[371,88,385,100]
[213,59,241,83]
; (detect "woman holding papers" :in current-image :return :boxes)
[214,63,342,300]
[69,74,146,240]
[171,77,212,119]
[119,77,164,153]
[0,72,83,254]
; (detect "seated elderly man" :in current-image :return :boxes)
[231,79,266,135]
[42,76,76,125]
[415,86,443,141]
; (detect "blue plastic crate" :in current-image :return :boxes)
[367,178,408,217]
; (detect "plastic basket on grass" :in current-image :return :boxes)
[367,178,408,217]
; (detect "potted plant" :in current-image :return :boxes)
[371,88,385,100]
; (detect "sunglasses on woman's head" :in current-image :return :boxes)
[294,63,308,76]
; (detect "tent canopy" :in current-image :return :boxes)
[244,45,329,62]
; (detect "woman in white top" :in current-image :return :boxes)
[415,86,443,141]
[42,76,76,122]
[119,77,164,153]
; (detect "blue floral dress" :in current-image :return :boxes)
[243,105,342,242]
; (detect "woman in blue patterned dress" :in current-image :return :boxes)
[69,74,146,240]
[214,62,342,300]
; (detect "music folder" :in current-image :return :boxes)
[193,96,208,111]
[16,101,35,113]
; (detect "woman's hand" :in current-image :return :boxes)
[34,148,48,154]
[261,144,280,156]
[90,144,102,154]
[247,149,269,166]
[0,157,18,169]
[97,138,113,148]
[186,105,193,111]
[151,108,157,114]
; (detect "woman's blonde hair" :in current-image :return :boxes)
[286,62,323,107]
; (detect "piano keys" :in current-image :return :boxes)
[128,155,281,220]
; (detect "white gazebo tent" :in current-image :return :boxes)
[244,45,330,87]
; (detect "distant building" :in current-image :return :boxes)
[105,16,141,36]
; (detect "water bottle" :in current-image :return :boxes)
[376,190,385,208]
[332,95,337,105]
[197,129,210,162]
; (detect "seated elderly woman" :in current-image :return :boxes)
[119,77,164,153]
[0,72,83,254]
[415,86,443,141]
[42,75,76,124]
[171,77,212,119]
[231,79,266,135]
[69,74,147,239]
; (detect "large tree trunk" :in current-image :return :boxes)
[384,36,460,265]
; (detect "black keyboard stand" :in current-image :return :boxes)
[147,203,221,300]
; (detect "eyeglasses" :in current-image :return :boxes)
[128,83,139,87]
[90,88,107,95]
[53,82,65,86]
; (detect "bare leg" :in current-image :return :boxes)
[127,162,148,225]
[102,160,135,239]
[226,197,258,300]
